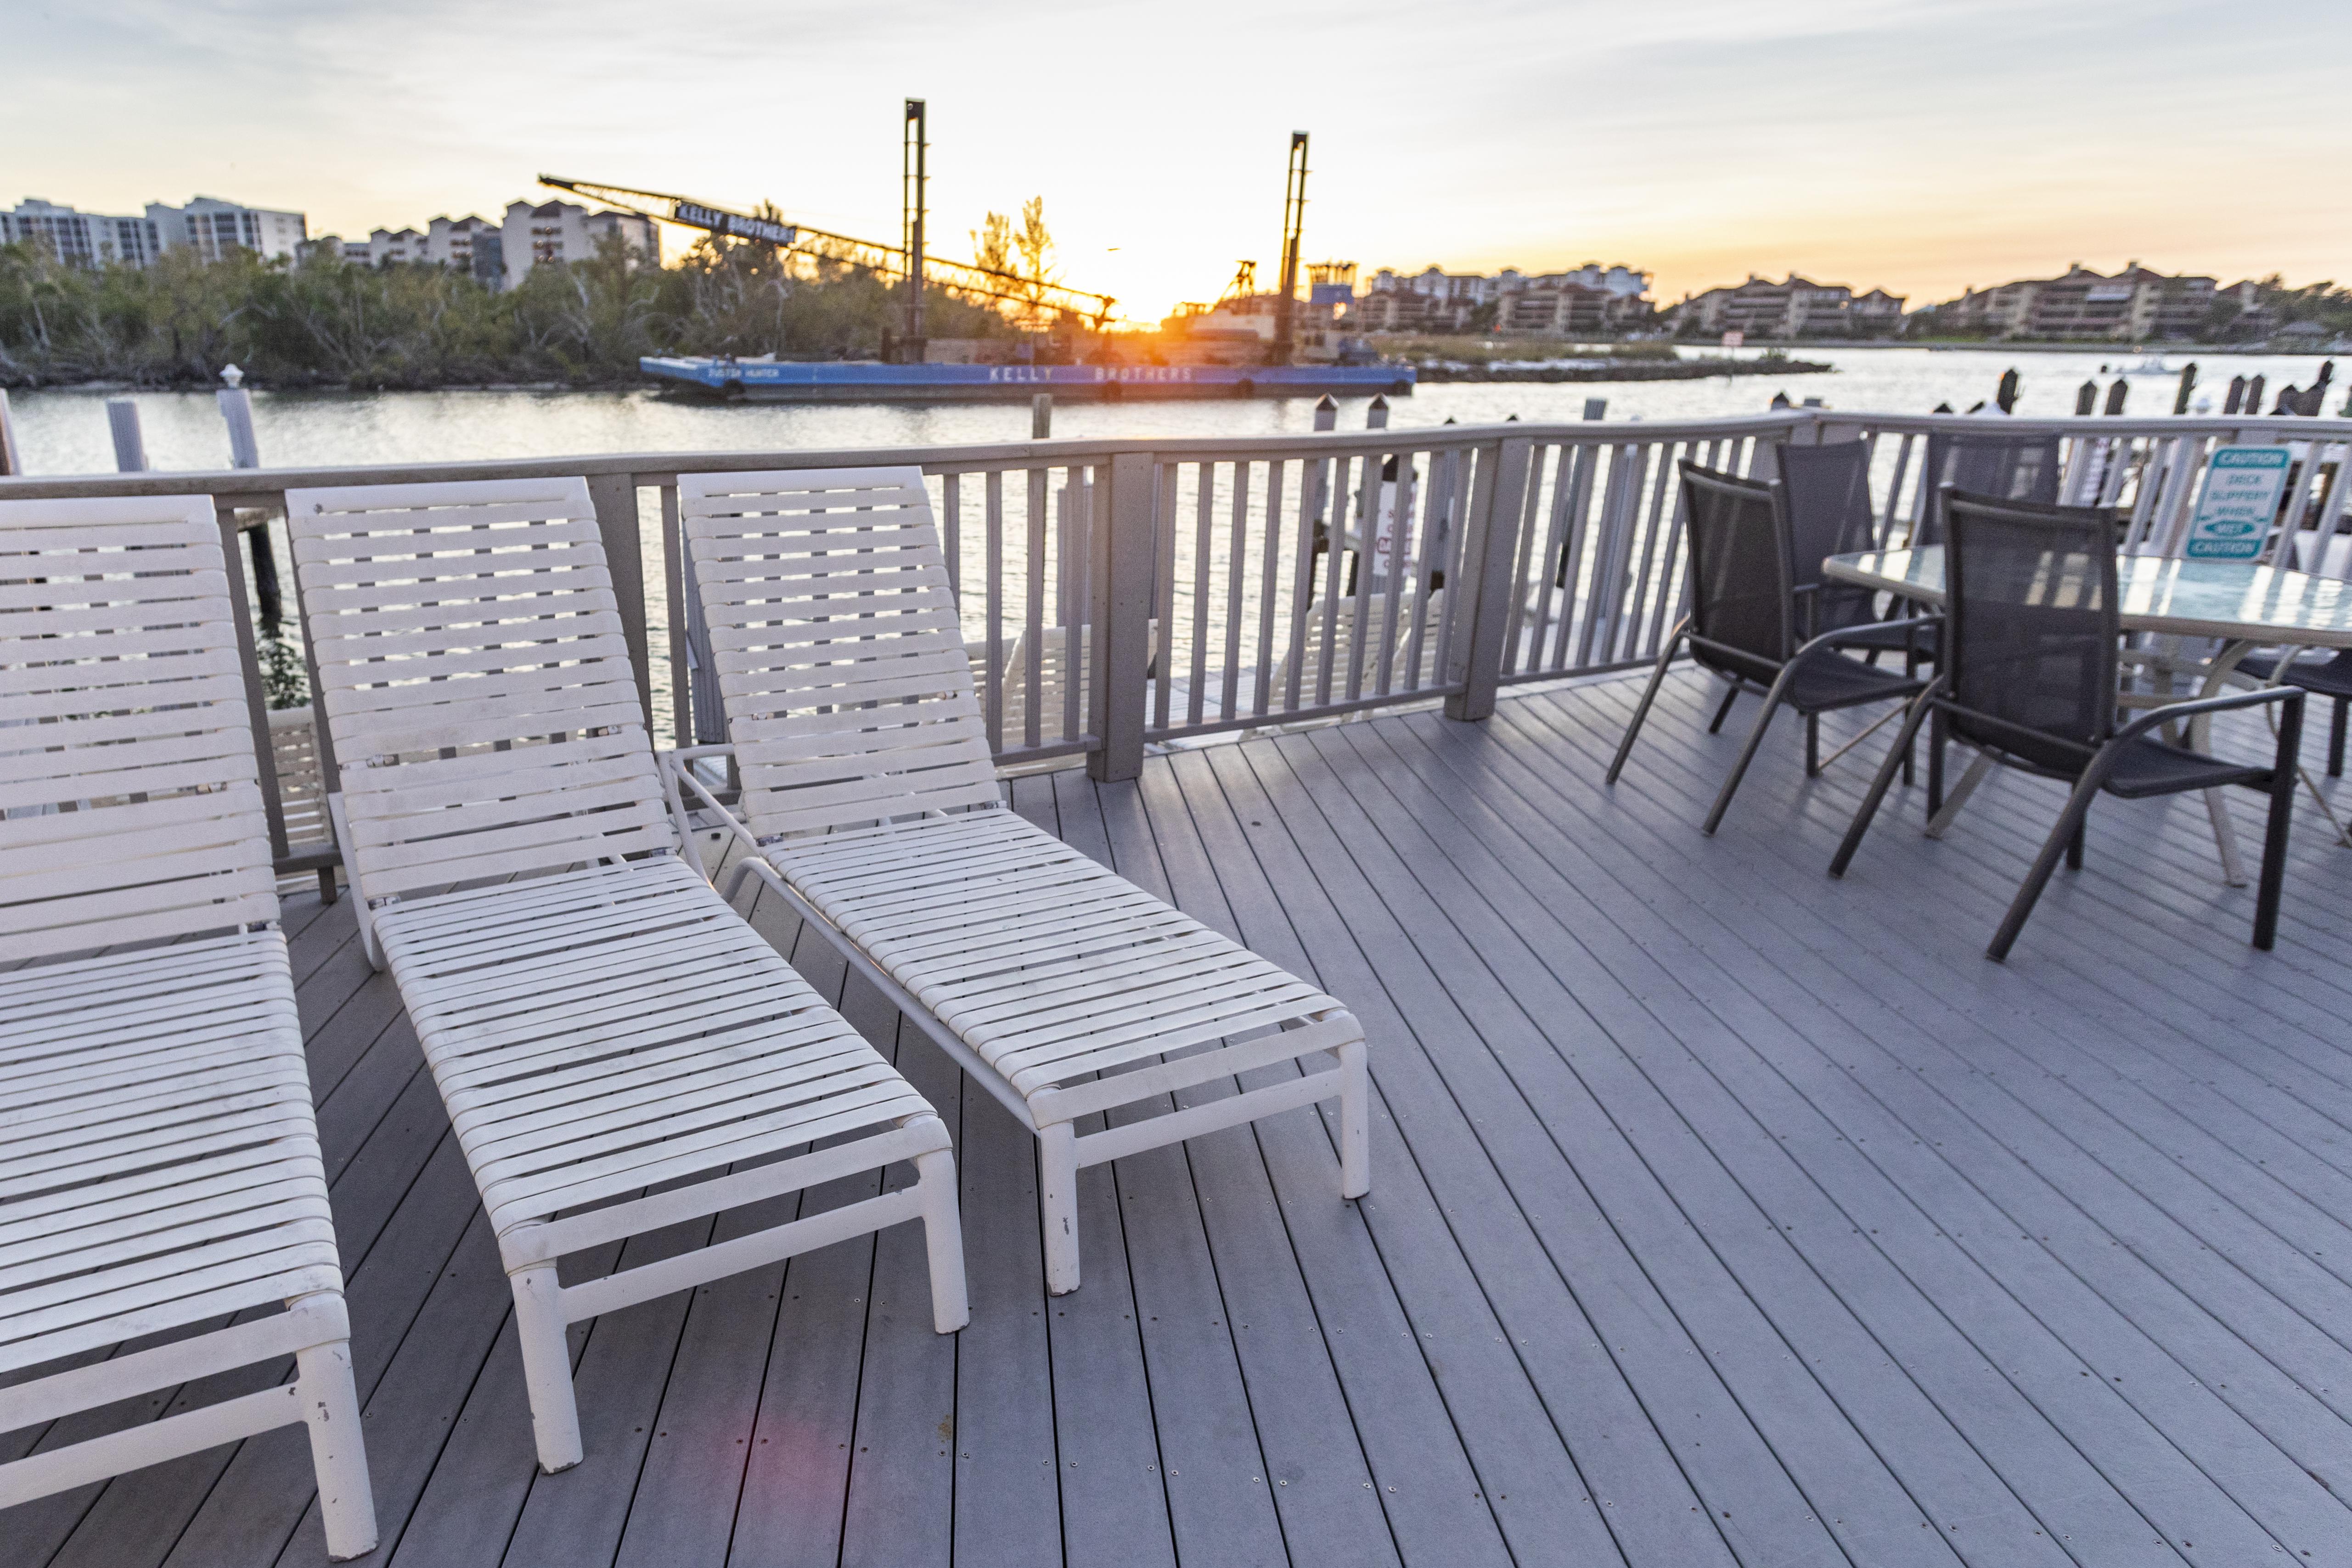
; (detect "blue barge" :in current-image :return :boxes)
[638,357,1414,401]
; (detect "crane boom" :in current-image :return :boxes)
[537,174,1119,329]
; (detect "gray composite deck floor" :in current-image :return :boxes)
[15,668,2352,1568]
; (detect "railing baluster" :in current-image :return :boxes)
[1373,449,1415,696]
[1188,462,1213,727]
[1025,465,1047,750]
[1315,456,1348,708]
[985,470,1005,754]
[1222,461,1249,722]
[942,472,962,605]
[1153,461,1179,734]
[1286,456,1320,714]
[1345,450,1380,703]
[658,483,690,747]
[1253,461,1286,719]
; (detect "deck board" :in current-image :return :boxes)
[23,670,2352,1567]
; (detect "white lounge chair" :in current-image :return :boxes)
[283,475,968,1475]
[675,466,1369,1295]
[1268,587,1448,714]
[0,496,377,1560]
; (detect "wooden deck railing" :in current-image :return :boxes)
[5,410,2346,884]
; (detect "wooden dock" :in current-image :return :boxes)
[14,669,2352,1568]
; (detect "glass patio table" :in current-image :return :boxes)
[1823,545,2352,882]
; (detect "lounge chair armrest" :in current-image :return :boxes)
[2111,684,2304,746]
[656,747,759,880]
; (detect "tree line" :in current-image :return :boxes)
[0,232,1023,389]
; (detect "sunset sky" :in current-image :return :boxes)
[13,0,2346,324]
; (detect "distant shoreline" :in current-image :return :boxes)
[1414,358,1833,384]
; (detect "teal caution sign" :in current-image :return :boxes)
[2184,445,2292,560]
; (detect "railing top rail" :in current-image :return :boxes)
[0,416,1817,501]
[1,409,2342,501]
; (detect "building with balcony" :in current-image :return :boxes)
[148,197,307,262]
[1354,263,1653,334]
[498,200,657,289]
[1930,264,2217,341]
[1,198,164,267]
[1670,275,1905,339]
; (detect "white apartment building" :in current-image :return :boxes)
[1,198,164,266]
[148,197,307,261]
[367,227,425,265]
[423,215,500,275]
[1356,262,1654,332]
[498,200,657,289]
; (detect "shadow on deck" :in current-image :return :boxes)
[16,669,2352,1568]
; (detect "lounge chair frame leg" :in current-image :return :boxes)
[510,1262,582,1473]
[2331,695,2346,778]
[295,1338,379,1561]
[1925,753,1994,839]
[1805,713,1821,777]
[1605,622,1687,785]
[1707,682,1741,735]
[1337,1039,1371,1199]
[914,1146,972,1334]
[1039,1121,1082,1296]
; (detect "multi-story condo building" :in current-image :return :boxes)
[424,215,502,282]
[1931,264,2216,340]
[499,200,657,289]
[1354,262,1653,333]
[1670,275,1905,338]
[149,197,307,262]
[6,195,305,266]
[1,198,165,266]
[366,227,426,265]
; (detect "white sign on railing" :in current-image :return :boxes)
[2183,445,2292,560]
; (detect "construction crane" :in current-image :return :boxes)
[1272,131,1309,365]
[536,174,1120,331]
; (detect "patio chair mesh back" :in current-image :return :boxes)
[286,477,674,905]
[1678,462,1792,686]
[680,466,1002,838]
[1914,430,2063,548]
[1942,489,2118,774]
[0,496,278,960]
[1775,439,1881,633]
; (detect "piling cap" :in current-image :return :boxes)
[219,364,245,388]
[1315,394,1337,411]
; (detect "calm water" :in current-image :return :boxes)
[8,347,2342,476]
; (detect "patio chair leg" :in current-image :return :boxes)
[510,1263,583,1473]
[2255,697,2304,950]
[1925,753,1994,840]
[1703,669,1798,835]
[1337,1038,1371,1199]
[317,865,339,905]
[1989,781,2103,962]
[1926,709,1946,816]
[2066,818,2085,871]
[1039,1121,1082,1296]
[2330,696,2346,778]
[1604,626,1686,786]
[913,1144,972,1334]
[295,1338,379,1562]
[1707,683,1741,734]
[1829,686,1938,878]
[1805,713,1821,777]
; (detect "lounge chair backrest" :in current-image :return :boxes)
[680,466,1001,837]
[0,495,277,960]
[285,477,674,905]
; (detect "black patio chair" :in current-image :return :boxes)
[1910,427,2063,549]
[1606,462,1932,834]
[2234,647,2352,776]
[1777,439,1938,674]
[1829,489,2305,961]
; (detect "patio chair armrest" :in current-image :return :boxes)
[1792,612,1940,663]
[2110,684,2304,746]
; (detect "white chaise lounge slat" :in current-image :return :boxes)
[677,466,1369,1295]
[283,474,967,1475]
[0,496,376,1561]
